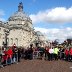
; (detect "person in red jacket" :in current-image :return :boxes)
[2,48,7,66]
[69,47,72,61]
[7,47,13,65]
[64,48,69,61]
[45,46,50,61]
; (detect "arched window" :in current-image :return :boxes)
[11,38,13,45]
[7,38,9,45]
[15,38,18,46]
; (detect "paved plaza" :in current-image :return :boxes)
[0,60,72,72]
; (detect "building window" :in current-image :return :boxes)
[7,38,9,45]
[15,38,18,46]
[11,38,13,45]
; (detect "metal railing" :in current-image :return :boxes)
[33,51,44,59]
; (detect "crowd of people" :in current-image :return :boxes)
[0,43,72,68]
[45,45,72,61]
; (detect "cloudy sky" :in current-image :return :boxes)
[0,0,72,43]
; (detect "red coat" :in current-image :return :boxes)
[64,49,69,56]
[69,48,72,55]
[45,47,50,53]
[7,49,13,58]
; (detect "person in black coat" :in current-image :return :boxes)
[18,48,21,62]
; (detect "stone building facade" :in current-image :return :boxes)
[0,2,46,48]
